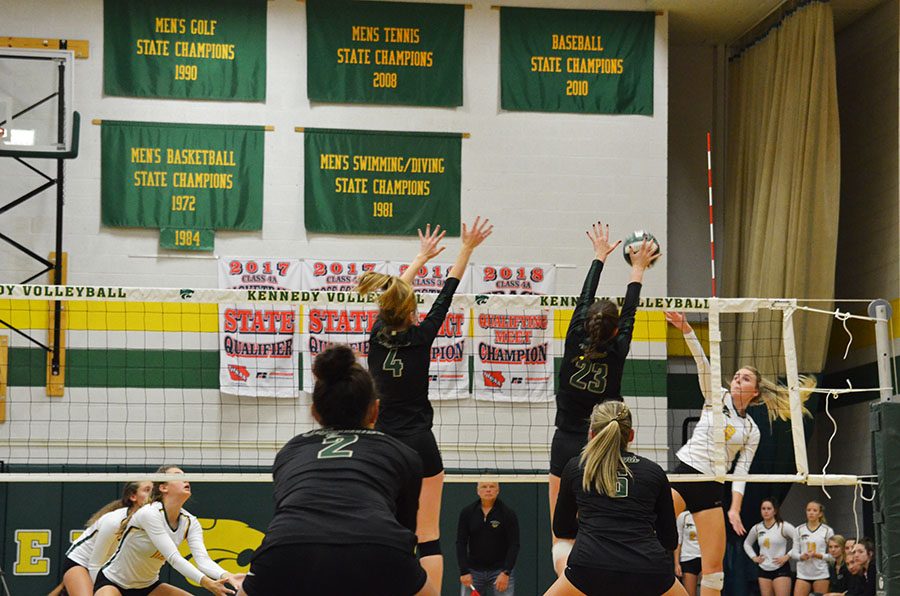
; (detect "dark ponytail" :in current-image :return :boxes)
[582,299,620,359]
[313,345,377,429]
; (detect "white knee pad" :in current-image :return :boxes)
[551,541,573,568]
[700,571,724,591]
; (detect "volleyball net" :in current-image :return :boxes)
[0,284,891,486]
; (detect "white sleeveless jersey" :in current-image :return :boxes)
[676,511,701,561]
[743,520,796,571]
[66,507,128,574]
[791,523,834,580]
[101,501,226,589]
[675,331,761,495]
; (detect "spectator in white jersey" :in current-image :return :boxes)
[51,481,152,596]
[665,312,814,596]
[94,465,242,596]
[791,500,834,596]
[675,511,702,596]
[743,498,795,596]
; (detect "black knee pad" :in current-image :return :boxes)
[417,539,441,558]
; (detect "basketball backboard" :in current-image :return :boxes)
[0,47,75,156]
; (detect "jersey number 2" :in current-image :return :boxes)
[317,434,359,459]
[383,348,404,378]
[569,360,608,394]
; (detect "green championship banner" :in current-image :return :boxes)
[304,128,461,236]
[103,0,267,101]
[306,0,464,106]
[101,121,265,251]
[500,7,654,114]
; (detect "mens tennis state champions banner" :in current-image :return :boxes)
[304,128,462,236]
[103,0,267,100]
[306,0,464,106]
[101,120,265,251]
[500,7,654,114]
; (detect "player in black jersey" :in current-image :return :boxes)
[356,217,493,589]
[548,401,687,596]
[239,345,436,596]
[549,221,658,575]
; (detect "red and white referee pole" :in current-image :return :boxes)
[707,131,717,298]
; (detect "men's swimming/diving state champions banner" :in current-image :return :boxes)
[304,128,461,236]
[218,258,302,398]
[103,0,266,100]
[300,259,387,391]
[100,120,265,251]
[500,7,654,114]
[306,0,464,106]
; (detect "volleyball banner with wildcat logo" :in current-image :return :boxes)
[218,258,302,397]
[300,259,387,391]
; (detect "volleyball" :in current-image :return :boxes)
[623,230,660,266]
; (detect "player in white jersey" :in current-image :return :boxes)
[675,511,702,596]
[95,466,243,596]
[743,498,795,596]
[665,312,814,596]
[52,481,152,596]
[791,500,834,596]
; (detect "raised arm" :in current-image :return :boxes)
[448,216,492,281]
[400,224,447,285]
[665,311,713,402]
[570,221,621,330]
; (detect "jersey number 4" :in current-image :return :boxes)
[383,348,404,378]
[317,434,359,459]
[569,360,608,394]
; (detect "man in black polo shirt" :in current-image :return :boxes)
[456,481,520,596]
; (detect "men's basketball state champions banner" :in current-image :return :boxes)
[103,0,266,100]
[218,258,302,398]
[100,120,265,251]
[472,264,556,402]
[303,128,462,236]
[300,259,387,392]
[387,262,472,400]
[500,7,654,114]
[306,0,464,106]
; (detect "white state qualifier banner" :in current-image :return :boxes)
[300,259,387,392]
[388,262,472,401]
[471,263,556,402]
[218,258,303,398]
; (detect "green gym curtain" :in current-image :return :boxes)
[724,1,840,374]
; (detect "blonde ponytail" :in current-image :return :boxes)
[356,271,417,329]
[746,366,816,422]
[580,401,633,496]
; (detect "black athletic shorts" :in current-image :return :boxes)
[62,556,85,576]
[550,428,587,476]
[758,563,792,580]
[394,429,444,477]
[565,566,675,596]
[93,569,162,596]
[669,462,725,512]
[680,557,702,576]
[243,543,428,596]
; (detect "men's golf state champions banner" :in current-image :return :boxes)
[100,121,265,251]
[304,128,462,236]
[218,258,302,398]
[103,0,266,100]
[300,259,387,391]
[500,8,654,114]
[306,0,464,106]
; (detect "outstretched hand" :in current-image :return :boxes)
[461,216,493,251]
[664,311,692,334]
[586,220,621,262]
[416,224,447,261]
[628,236,661,270]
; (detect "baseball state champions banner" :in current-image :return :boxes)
[100,121,265,251]
[300,259,387,391]
[103,0,267,100]
[218,258,302,398]
[306,0,464,106]
[500,7,654,114]
[304,128,462,236]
